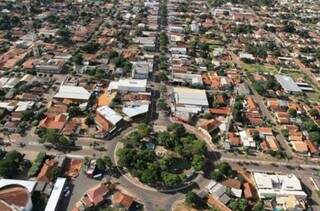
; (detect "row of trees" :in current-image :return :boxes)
[38,129,75,147]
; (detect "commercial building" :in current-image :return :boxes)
[95,106,123,133]
[122,103,149,118]
[131,61,153,79]
[253,172,307,199]
[173,87,209,110]
[44,177,66,211]
[54,85,91,103]
[108,79,147,92]
[275,75,302,93]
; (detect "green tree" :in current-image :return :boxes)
[137,123,151,137]
[96,158,106,172]
[161,172,182,186]
[85,114,95,126]
[117,148,135,167]
[140,164,159,184]
[288,108,297,117]
[68,105,81,118]
[40,129,59,143]
[157,98,169,110]
[0,150,24,178]
[309,108,319,118]
[303,120,318,132]
[57,26,71,43]
[253,200,265,211]
[192,154,205,171]
[72,52,83,65]
[185,191,198,207]
[58,135,73,146]
[253,82,264,95]
[309,131,320,144]
[82,41,100,53]
[211,170,224,181]
[238,198,248,211]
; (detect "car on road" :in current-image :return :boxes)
[64,190,71,197]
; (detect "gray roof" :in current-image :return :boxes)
[174,87,208,107]
[54,85,91,100]
[275,75,302,92]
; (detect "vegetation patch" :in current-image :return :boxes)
[117,123,207,188]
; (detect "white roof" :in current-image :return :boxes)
[122,104,149,118]
[108,79,147,91]
[3,78,19,89]
[206,181,226,197]
[107,81,119,91]
[97,106,123,125]
[174,87,208,107]
[0,102,16,111]
[253,172,307,198]
[45,177,66,211]
[54,85,91,100]
[253,172,273,189]
[231,188,242,198]
[118,79,147,88]
[239,130,256,148]
[275,75,302,92]
[0,77,9,87]
[15,101,35,112]
[0,179,36,192]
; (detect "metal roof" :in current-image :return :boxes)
[275,75,302,92]
[54,85,91,100]
[97,105,123,125]
[174,87,209,107]
[45,177,66,211]
[122,104,149,118]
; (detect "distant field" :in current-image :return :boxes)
[242,63,278,74]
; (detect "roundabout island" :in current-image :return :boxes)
[114,123,208,191]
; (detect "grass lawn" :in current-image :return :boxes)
[209,44,222,51]
[280,68,305,80]
[242,63,278,74]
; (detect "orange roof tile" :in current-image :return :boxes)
[243,183,253,199]
[266,136,280,151]
[112,191,134,209]
[292,141,308,153]
[37,159,58,182]
[258,127,273,135]
[85,183,109,206]
[222,178,241,189]
[209,107,231,116]
[39,114,67,130]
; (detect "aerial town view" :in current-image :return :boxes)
[0,0,320,210]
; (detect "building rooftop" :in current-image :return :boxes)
[253,172,307,199]
[275,75,302,93]
[97,106,123,125]
[54,85,91,101]
[173,87,209,107]
[122,103,149,118]
[44,177,66,211]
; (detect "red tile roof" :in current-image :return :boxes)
[112,191,134,209]
[85,183,109,206]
